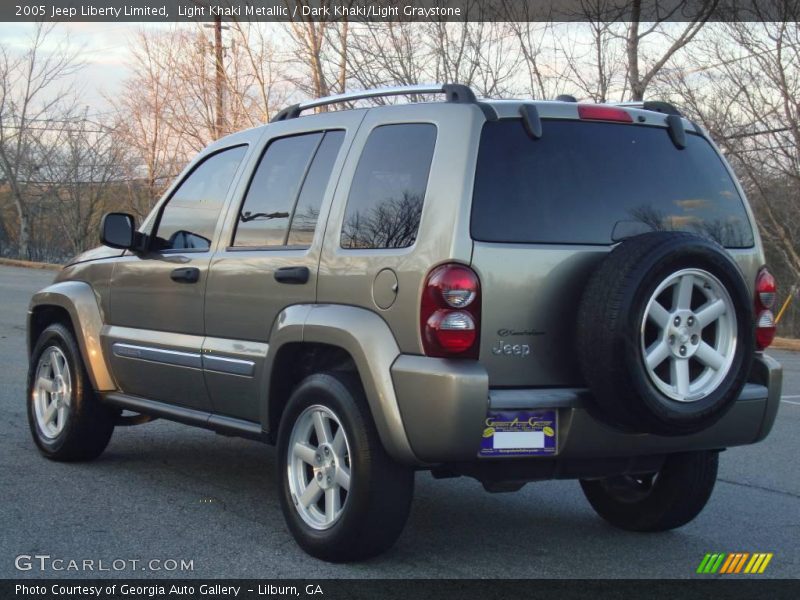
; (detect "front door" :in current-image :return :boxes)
[103,145,249,410]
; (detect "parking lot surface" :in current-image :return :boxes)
[1,265,797,578]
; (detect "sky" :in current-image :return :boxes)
[0,22,172,115]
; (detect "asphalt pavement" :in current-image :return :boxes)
[1,264,798,579]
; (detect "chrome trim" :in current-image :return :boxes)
[203,354,256,377]
[112,343,202,369]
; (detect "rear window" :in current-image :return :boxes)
[471,119,754,248]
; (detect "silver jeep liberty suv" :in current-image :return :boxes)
[27,84,783,561]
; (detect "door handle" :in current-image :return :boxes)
[274,266,310,284]
[170,267,200,283]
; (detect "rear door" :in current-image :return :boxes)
[470,117,757,387]
[203,113,361,421]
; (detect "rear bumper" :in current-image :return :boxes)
[391,352,782,468]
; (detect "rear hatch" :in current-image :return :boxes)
[470,112,758,387]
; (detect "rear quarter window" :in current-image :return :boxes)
[340,123,436,250]
[471,119,754,248]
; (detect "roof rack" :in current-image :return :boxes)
[270,83,479,123]
[613,100,683,117]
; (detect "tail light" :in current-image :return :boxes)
[577,104,633,123]
[421,264,481,358]
[754,267,777,350]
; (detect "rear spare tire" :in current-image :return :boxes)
[576,232,754,435]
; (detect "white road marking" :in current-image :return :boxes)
[781,394,800,399]
[781,400,800,406]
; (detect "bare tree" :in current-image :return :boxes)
[109,28,194,218]
[340,18,519,100]
[45,113,126,254]
[0,23,81,258]
[718,18,800,283]
[285,0,351,100]
[553,2,629,102]
[227,22,290,124]
[623,0,718,101]
[337,22,429,93]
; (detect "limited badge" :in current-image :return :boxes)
[479,410,558,457]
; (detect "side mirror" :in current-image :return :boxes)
[100,212,137,250]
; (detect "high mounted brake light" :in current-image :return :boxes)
[578,105,634,123]
[754,267,777,350]
[421,264,481,358]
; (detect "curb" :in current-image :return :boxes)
[772,337,800,352]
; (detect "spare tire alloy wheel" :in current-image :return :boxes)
[33,346,72,439]
[576,232,753,435]
[287,404,351,530]
[642,268,737,403]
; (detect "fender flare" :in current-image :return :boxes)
[28,281,116,391]
[263,304,418,465]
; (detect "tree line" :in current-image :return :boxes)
[1,0,799,334]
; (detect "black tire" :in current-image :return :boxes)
[27,323,115,461]
[580,451,719,532]
[277,372,414,562]
[576,232,754,435]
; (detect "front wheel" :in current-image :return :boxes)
[276,372,414,562]
[580,451,718,532]
[27,323,115,461]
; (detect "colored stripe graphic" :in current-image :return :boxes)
[700,553,727,574]
[700,553,774,575]
[734,553,749,573]
[744,554,760,573]
[758,553,773,573]
[719,554,736,574]
[711,554,726,573]
[697,554,713,574]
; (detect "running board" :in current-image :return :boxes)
[103,392,266,441]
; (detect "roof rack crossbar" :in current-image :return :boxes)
[270,83,478,123]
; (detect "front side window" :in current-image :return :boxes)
[340,123,436,249]
[233,130,344,248]
[153,145,247,252]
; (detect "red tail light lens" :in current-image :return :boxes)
[578,104,634,123]
[755,267,777,350]
[421,264,481,358]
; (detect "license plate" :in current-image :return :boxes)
[479,410,557,457]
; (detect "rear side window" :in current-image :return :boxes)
[471,120,754,248]
[341,123,436,249]
[233,130,344,248]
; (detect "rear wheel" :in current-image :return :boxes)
[277,372,414,562]
[27,323,115,461]
[580,451,718,532]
